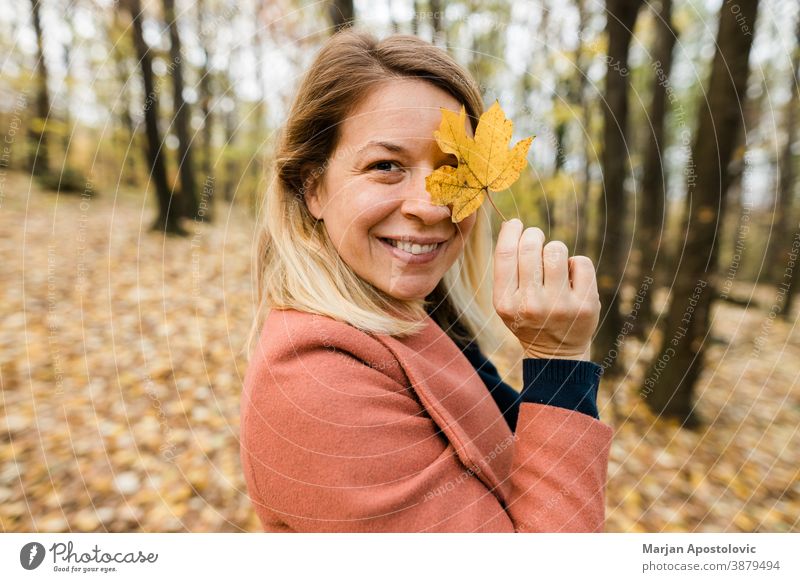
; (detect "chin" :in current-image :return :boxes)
[381,280,438,302]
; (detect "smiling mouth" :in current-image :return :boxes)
[378,237,444,255]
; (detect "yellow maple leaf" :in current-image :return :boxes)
[425,100,534,222]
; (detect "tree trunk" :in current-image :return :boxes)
[634,0,677,335]
[575,0,594,260]
[412,0,421,35]
[782,227,799,318]
[163,0,198,220]
[62,2,75,165]
[121,0,185,235]
[250,0,270,217]
[768,17,800,297]
[718,83,762,307]
[430,0,444,46]
[389,0,400,33]
[329,0,355,33]
[592,0,643,375]
[221,65,239,204]
[196,0,214,221]
[109,10,139,186]
[28,0,51,176]
[642,0,760,427]
[222,104,238,204]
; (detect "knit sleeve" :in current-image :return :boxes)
[459,340,602,431]
[520,358,601,420]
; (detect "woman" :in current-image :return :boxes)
[240,29,612,533]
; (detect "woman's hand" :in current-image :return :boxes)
[493,219,601,361]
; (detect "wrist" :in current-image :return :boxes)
[523,346,592,361]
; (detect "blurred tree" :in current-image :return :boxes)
[776,15,800,318]
[466,2,507,91]
[163,0,199,220]
[27,0,52,176]
[107,9,140,186]
[61,0,75,163]
[430,0,444,46]
[593,0,643,375]
[542,1,565,178]
[725,97,761,215]
[196,0,214,186]
[329,0,355,33]
[516,3,554,238]
[574,0,597,259]
[250,0,270,216]
[221,102,239,204]
[539,1,560,237]
[642,0,760,427]
[719,78,763,301]
[121,0,186,235]
[634,0,677,335]
[389,0,400,33]
[252,1,269,139]
[219,44,240,204]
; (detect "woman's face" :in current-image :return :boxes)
[304,78,478,301]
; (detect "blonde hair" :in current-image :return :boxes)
[247,29,513,359]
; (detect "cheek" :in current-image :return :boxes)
[455,216,477,247]
[445,237,466,265]
[348,192,396,233]
[327,192,393,249]
[442,217,476,265]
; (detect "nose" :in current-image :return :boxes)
[399,167,452,224]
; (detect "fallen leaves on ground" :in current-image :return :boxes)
[604,296,800,532]
[1,173,259,532]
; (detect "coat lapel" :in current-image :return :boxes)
[373,316,515,507]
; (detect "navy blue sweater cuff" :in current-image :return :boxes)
[521,358,602,419]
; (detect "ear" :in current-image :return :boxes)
[300,163,324,220]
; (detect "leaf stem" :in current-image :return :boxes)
[485,190,507,222]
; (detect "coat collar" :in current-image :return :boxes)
[373,315,515,507]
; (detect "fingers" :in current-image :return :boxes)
[543,240,570,294]
[569,255,600,310]
[568,255,598,292]
[494,219,523,307]
[518,227,545,288]
[496,220,584,311]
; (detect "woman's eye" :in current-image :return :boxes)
[371,160,401,172]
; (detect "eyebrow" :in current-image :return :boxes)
[355,140,458,164]
[356,141,409,156]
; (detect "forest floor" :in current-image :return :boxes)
[1,171,798,532]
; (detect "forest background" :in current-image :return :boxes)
[1,0,798,532]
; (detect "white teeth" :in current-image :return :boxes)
[385,239,440,255]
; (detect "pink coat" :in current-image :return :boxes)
[240,308,613,532]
